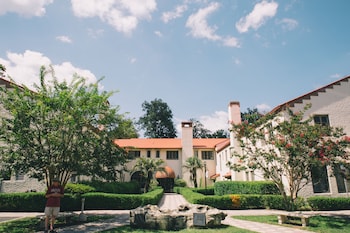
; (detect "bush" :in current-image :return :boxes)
[194,187,214,195]
[81,181,140,194]
[214,181,280,196]
[83,188,163,210]
[0,192,46,211]
[64,183,96,194]
[175,187,204,203]
[308,196,350,210]
[174,179,187,187]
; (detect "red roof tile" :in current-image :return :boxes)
[114,138,229,150]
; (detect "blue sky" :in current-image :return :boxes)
[1,0,350,136]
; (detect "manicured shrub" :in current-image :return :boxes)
[194,187,215,195]
[64,183,96,194]
[175,187,205,203]
[81,181,140,194]
[174,179,187,187]
[308,196,350,210]
[0,192,46,211]
[195,195,233,209]
[82,188,163,210]
[214,181,280,196]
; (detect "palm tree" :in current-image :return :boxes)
[183,156,203,188]
[133,157,164,193]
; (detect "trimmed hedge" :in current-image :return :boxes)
[214,181,280,196]
[0,188,163,212]
[80,181,140,194]
[308,196,350,210]
[194,187,215,195]
[82,188,163,210]
[176,187,302,210]
[64,183,96,194]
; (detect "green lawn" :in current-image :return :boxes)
[99,225,256,233]
[233,215,350,233]
[0,215,113,233]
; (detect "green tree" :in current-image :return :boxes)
[183,156,203,188]
[229,105,350,210]
[190,118,211,138]
[241,108,262,124]
[0,66,132,187]
[138,98,177,138]
[133,157,164,193]
[190,118,228,138]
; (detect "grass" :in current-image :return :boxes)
[0,214,114,233]
[99,225,256,233]
[233,215,350,233]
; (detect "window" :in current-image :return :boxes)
[311,164,330,193]
[128,150,140,159]
[313,115,330,126]
[15,172,25,180]
[147,150,151,158]
[201,151,214,160]
[156,150,160,158]
[334,164,350,193]
[166,151,179,160]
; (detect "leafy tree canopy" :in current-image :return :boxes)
[138,98,177,138]
[0,66,136,187]
[229,105,350,210]
[190,118,228,138]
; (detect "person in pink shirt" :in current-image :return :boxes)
[44,178,64,233]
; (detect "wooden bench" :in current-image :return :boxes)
[277,212,312,227]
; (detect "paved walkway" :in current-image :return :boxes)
[1,193,350,232]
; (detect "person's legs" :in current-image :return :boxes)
[50,207,60,231]
[44,207,51,232]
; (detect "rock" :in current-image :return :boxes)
[130,204,227,230]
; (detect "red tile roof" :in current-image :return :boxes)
[114,138,229,150]
[270,75,350,114]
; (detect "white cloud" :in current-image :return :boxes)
[186,2,240,47]
[0,50,98,89]
[0,0,53,17]
[256,103,271,113]
[129,57,137,64]
[162,4,188,23]
[233,57,241,65]
[199,111,229,132]
[87,28,105,39]
[71,0,157,35]
[56,36,73,43]
[330,73,341,79]
[154,30,163,37]
[277,18,298,31]
[186,2,221,41]
[236,0,278,33]
[222,36,240,48]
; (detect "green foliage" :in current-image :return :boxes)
[193,187,215,195]
[0,66,136,187]
[0,189,163,211]
[0,192,46,211]
[214,181,280,196]
[174,178,187,187]
[229,105,350,210]
[82,188,163,210]
[183,156,203,188]
[64,183,96,194]
[307,196,350,210]
[81,181,140,194]
[133,157,164,193]
[138,98,177,138]
[175,187,205,203]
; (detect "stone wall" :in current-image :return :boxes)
[0,176,46,193]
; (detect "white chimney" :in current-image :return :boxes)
[181,121,193,183]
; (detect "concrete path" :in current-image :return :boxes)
[1,193,350,233]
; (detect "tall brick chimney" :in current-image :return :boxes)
[181,121,193,184]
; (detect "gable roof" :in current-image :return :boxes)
[114,138,229,151]
[270,75,350,114]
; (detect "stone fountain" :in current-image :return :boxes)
[130,204,227,230]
